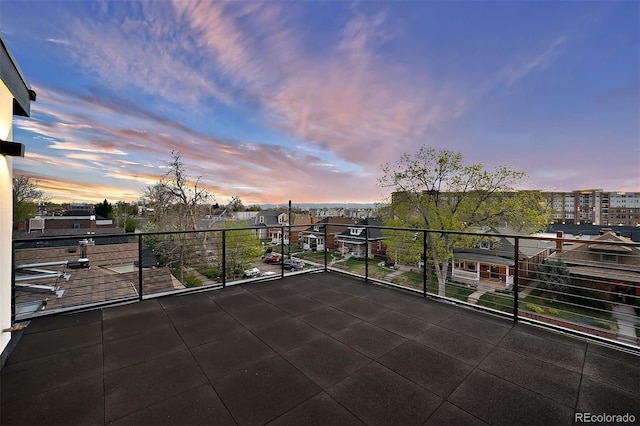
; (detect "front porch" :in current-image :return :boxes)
[452,257,515,291]
[301,234,325,252]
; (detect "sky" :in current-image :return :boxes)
[1,1,639,206]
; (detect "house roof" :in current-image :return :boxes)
[255,210,285,226]
[454,233,552,261]
[300,217,358,235]
[551,232,640,263]
[336,217,384,240]
[453,252,514,266]
[548,231,640,283]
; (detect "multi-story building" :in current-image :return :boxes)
[543,189,640,226]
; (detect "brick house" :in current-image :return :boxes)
[299,217,358,251]
[335,217,386,259]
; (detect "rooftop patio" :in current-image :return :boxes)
[1,272,638,425]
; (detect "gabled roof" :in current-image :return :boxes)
[300,216,357,235]
[255,210,285,226]
[454,227,552,260]
[550,231,640,265]
[337,217,384,240]
[547,231,640,283]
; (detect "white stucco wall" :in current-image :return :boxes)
[1,81,14,356]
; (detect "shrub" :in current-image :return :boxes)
[124,216,137,233]
[547,308,559,316]
[183,272,203,288]
[525,303,545,314]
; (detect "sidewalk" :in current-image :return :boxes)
[612,303,639,343]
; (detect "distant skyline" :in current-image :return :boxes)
[1,1,638,205]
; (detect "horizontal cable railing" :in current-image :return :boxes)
[12,224,640,350]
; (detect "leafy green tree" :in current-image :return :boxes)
[378,145,549,296]
[13,175,45,228]
[536,259,570,295]
[211,220,263,279]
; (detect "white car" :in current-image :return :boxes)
[243,267,260,278]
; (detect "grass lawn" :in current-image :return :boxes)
[331,258,389,280]
[389,271,474,302]
[296,251,330,262]
[391,271,424,291]
[477,292,514,314]
[520,289,615,330]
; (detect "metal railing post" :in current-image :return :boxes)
[323,224,328,271]
[364,227,369,282]
[280,225,285,278]
[138,234,144,301]
[11,241,16,324]
[423,230,427,298]
[222,230,226,288]
[513,236,520,322]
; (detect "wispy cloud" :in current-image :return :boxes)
[7,0,637,202]
[15,82,383,203]
[499,36,568,87]
[174,2,468,166]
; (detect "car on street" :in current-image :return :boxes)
[283,258,305,270]
[243,267,260,278]
[263,252,283,264]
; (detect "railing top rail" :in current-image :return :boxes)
[320,222,640,248]
[14,223,640,248]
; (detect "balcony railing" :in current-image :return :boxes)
[11,224,640,350]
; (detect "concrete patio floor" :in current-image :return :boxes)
[1,272,639,425]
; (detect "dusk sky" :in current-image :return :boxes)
[1,1,638,205]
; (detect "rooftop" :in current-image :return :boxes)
[2,272,639,425]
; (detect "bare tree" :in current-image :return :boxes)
[13,175,45,228]
[143,151,214,282]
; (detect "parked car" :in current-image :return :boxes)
[243,267,260,278]
[263,252,282,264]
[283,259,305,270]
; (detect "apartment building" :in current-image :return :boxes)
[543,189,640,226]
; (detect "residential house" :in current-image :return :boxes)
[335,217,386,259]
[289,213,314,246]
[267,212,315,245]
[254,210,287,241]
[451,228,553,290]
[299,217,358,251]
[546,231,640,302]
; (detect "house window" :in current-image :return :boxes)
[464,261,476,271]
[601,253,618,263]
[259,216,264,224]
[313,225,319,232]
[480,241,490,249]
[350,228,362,236]
[377,241,382,251]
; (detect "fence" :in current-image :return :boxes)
[12,224,640,349]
